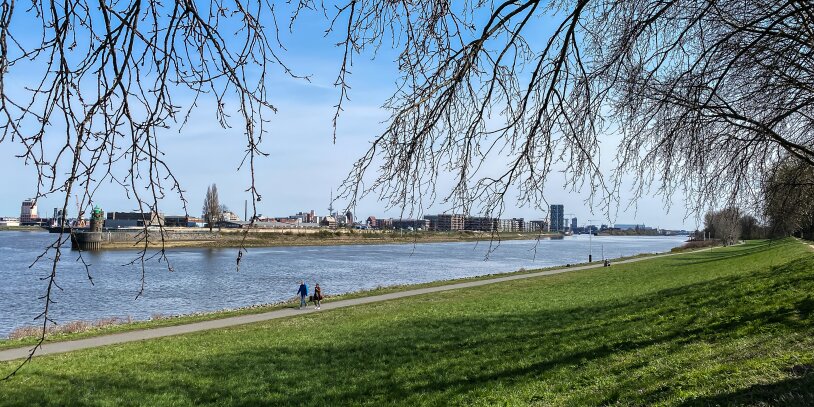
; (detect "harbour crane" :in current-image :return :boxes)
[73,195,87,228]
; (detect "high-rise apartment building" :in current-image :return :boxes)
[434,214,464,231]
[549,204,564,232]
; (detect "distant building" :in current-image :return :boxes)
[0,217,20,227]
[526,220,549,232]
[464,216,498,231]
[306,210,317,223]
[391,218,430,230]
[334,213,348,226]
[571,217,578,231]
[509,218,525,232]
[424,215,438,230]
[345,210,354,225]
[105,211,164,228]
[289,210,317,223]
[164,215,205,227]
[366,216,377,228]
[20,199,38,224]
[377,218,393,229]
[222,210,241,222]
[615,223,646,230]
[433,214,464,231]
[549,204,565,232]
[51,208,67,227]
[320,216,337,229]
[221,220,250,228]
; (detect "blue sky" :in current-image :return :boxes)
[0,5,695,230]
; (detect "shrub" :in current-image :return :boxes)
[671,239,720,252]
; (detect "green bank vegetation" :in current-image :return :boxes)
[0,226,46,232]
[1,240,813,405]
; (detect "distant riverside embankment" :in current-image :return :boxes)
[72,228,564,250]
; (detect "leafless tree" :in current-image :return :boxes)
[202,184,220,232]
[329,0,814,220]
[0,0,287,378]
[706,207,742,246]
[738,215,763,241]
[764,158,814,238]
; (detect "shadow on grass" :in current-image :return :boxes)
[2,249,814,406]
[680,373,814,406]
[668,240,782,266]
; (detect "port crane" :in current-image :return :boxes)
[73,195,87,228]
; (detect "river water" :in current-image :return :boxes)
[0,231,686,337]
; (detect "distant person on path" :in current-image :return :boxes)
[297,281,308,309]
[312,283,323,310]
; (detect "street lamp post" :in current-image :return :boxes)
[587,219,601,263]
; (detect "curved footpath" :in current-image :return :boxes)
[0,249,690,362]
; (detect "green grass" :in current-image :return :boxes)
[2,239,813,406]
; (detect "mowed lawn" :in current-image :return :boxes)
[2,240,814,406]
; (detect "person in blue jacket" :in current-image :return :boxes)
[297,281,308,309]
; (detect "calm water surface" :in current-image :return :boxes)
[0,231,686,337]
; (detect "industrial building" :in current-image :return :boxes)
[221,210,241,222]
[0,217,20,227]
[20,199,38,225]
[105,211,164,228]
[320,216,337,228]
[164,215,205,228]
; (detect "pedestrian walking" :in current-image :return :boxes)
[297,280,308,309]
[312,283,323,309]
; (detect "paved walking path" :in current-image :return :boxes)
[0,250,685,362]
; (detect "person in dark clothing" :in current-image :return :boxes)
[297,281,308,309]
[312,283,323,309]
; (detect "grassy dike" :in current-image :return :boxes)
[1,240,813,405]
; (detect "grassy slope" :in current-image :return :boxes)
[1,240,813,406]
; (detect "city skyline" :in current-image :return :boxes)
[0,144,697,230]
[0,9,696,231]
[1,194,686,232]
